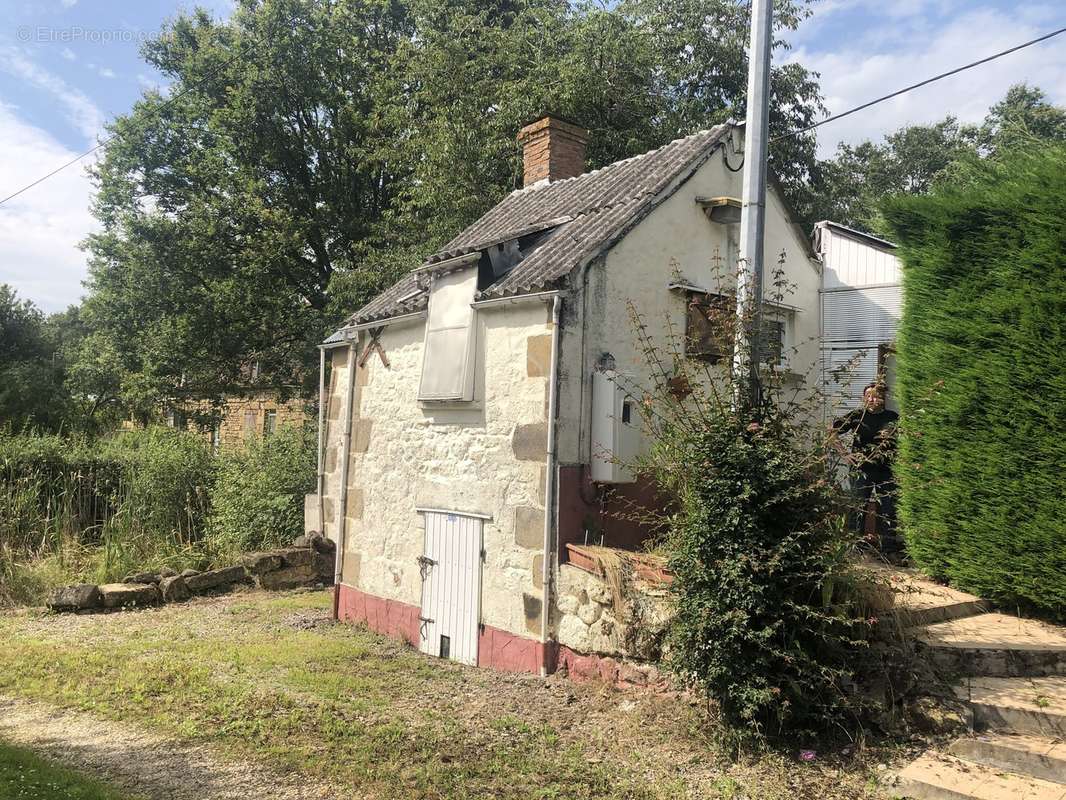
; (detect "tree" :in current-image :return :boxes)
[0,286,68,431]
[811,84,1066,234]
[970,83,1066,157]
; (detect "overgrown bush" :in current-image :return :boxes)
[623,277,871,739]
[208,425,317,558]
[884,146,1066,618]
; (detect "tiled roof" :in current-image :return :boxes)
[339,124,731,328]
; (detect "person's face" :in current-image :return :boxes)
[863,387,886,412]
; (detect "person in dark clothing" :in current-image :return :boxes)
[831,382,902,555]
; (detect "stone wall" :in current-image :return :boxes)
[47,534,335,613]
[323,299,555,644]
[554,562,672,663]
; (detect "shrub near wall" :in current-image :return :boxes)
[884,147,1066,618]
[208,425,317,557]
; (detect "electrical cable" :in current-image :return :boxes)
[0,24,274,208]
[772,26,1066,142]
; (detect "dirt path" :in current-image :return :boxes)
[0,694,346,800]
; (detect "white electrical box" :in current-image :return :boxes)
[590,370,639,483]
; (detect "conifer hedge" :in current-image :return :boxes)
[884,147,1066,618]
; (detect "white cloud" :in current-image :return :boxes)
[0,45,103,141]
[60,47,76,61]
[789,5,1066,155]
[61,0,79,7]
[0,103,97,312]
[98,67,115,79]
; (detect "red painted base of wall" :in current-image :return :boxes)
[554,645,670,691]
[335,584,548,674]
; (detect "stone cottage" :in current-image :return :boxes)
[311,116,821,676]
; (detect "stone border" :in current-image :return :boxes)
[47,534,336,613]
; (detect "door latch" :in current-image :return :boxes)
[416,555,436,580]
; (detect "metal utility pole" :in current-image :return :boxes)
[733,0,774,412]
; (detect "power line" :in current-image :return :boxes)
[0,26,272,209]
[773,26,1066,142]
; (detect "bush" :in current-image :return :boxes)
[624,295,871,740]
[884,146,1066,618]
[208,425,317,557]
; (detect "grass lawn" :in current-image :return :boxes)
[0,589,904,799]
[0,740,134,800]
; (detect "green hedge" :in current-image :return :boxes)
[884,147,1066,618]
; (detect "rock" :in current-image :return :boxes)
[179,568,200,579]
[241,552,284,575]
[159,567,178,578]
[258,564,315,591]
[99,583,160,609]
[577,602,603,626]
[617,663,649,687]
[48,584,102,612]
[292,534,311,548]
[313,552,334,581]
[556,594,580,615]
[158,576,190,603]
[588,584,613,606]
[557,614,592,652]
[184,565,249,595]
[277,547,312,568]
[309,533,335,554]
[904,695,971,735]
[123,571,160,585]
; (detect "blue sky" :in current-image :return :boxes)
[0,0,1063,312]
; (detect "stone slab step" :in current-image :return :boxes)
[915,614,1066,677]
[858,560,988,629]
[957,677,1066,738]
[896,752,1066,800]
[949,733,1066,785]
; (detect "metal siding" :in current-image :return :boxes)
[821,228,902,289]
[820,285,902,417]
[418,511,481,666]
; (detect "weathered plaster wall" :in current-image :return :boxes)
[323,299,556,641]
[597,146,820,399]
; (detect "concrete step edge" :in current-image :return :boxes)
[897,600,989,629]
[948,734,1066,785]
[895,752,1066,800]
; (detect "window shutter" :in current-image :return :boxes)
[418,267,478,401]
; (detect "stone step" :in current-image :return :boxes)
[895,752,1066,800]
[859,560,988,630]
[949,733,1066,785]
[957,676,1066,738]
[914,613,1066,677]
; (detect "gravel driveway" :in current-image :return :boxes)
[0,694,347,800]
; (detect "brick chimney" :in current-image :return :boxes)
[517,115,589,186]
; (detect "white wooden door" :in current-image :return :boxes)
[417,511,482,666]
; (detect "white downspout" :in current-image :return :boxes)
[332,339,358,617]
[539,295,562,675]
[315,346,326,537]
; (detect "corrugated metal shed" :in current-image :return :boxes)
[815,221,903,417]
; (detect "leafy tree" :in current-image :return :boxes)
[0,286,69,431]
[812,84,1066,233]
[970,83,1066,157]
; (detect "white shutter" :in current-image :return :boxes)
[418,267,478,401]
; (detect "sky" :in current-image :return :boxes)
[0,0,1063,314]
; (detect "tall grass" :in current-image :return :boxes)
[0,428,215,605]
[0,425,317,606]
